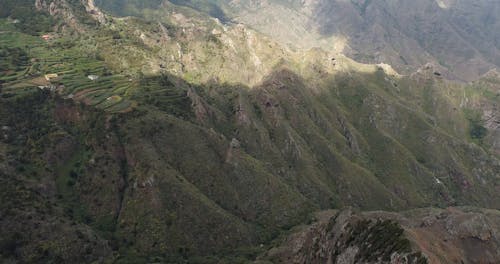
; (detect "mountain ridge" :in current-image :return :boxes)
[0,0,499,262]
[96,0,500,81]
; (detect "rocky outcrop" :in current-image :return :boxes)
[82,0,106,24]
[35,0,106,31]
[261,207,500,264]
[261,209,427,264]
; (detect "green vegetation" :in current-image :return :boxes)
[0,0,56,35]
[132,74,193,118]
[94,0,164,17]
[54,144,92,223]
[95,0,229,22]
[464,109,488,141]
[0,18,135,113]
[169,0,229,22]
[0,46,30,81]
[326,218,428,263]
[470,120,487,140]
[1,0,500,263]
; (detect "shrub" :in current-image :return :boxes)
[470,121,487,140]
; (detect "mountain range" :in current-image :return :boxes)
[96,0,500,81]
[0,0,499,263]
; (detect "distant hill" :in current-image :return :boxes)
[95,0,500,81]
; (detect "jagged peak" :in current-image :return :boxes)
[34,0,106,31]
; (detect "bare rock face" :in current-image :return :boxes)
[35,0,106,31]
[82,0,107,24]
[230,138,241,148]
[35,0,68,16]
[261,207,500,264]
[35,0,81,30]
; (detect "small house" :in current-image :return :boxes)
[44,73,59,81]
[88,75,99,81]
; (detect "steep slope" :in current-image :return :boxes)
[0,0,499,262]
[307,0,500,81]
[231,0,500,81]
[235,0,500,81]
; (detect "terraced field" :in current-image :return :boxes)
[130,74,193,118]
[0,19,135,113]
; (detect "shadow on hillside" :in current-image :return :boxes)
[140,64,500,212]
